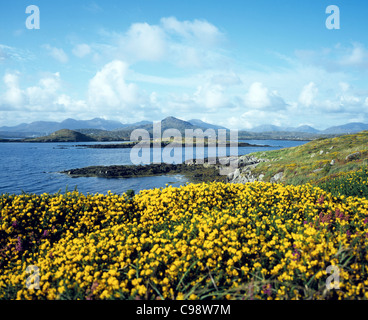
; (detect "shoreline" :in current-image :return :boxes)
[61,154,267,184]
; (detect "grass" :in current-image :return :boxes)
[250,131,368,186]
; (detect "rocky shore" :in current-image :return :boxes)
[63,162,228,183]
[75,141,271,149]
[62,153,278,184]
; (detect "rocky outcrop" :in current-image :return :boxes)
[224,155,269,184]
[345,152,361,161]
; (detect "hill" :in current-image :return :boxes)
[24,129,97,142]
[322,122,368,134]
[188,119,228,130]
[232,130,368,186]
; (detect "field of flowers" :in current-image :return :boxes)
[1,180,368,300]
[315,166,368,199]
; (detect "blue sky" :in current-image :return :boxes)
[1,0,368,129]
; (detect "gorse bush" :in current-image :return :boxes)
[316,166,368,199]
[1,181,368,300]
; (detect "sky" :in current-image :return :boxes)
[0,0,368,130]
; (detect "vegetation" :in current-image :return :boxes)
[23,129,97,142]
[250,131,368,186]
[1,181,368,300]
[314,167,368,199]
[1,131,368,300]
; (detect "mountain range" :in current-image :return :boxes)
[0,117,228,138]
[1,117,368,139]
[248,122,368,134]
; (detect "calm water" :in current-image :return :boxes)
[0,140,307,195]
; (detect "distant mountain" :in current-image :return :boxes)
[126,116,199,134]
[322,122,368,134]
[60,118,125,131]
[293,125,320,134]
[2,117,368,140]
[188,119,228,131]
[249,124,285,133]
[249,124,321,133]
[0,118,126,136]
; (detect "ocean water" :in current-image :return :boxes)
[0,140,307,195]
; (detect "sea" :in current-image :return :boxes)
[0,140,308,195]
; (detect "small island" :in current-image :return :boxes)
[75,140,271,149]
[62,162,229,183]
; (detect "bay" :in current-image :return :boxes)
[0,140,308,195]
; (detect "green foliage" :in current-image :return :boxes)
[316,166,368,199]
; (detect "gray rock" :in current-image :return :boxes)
[270,172,283,183]
[233,168,241,180]
[227,172,234,181]
[345,152,361,161]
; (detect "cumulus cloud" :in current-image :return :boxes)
[244,82,287,110]
[117,22,167,62]
[2,72,25,107]
[194,83,228,110]
[42,44,69,63]
[101,17,224,68]
[88,60,142,113]
[299,82,318,108]
[0,71,87,116]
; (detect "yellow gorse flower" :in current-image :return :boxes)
[0,181,368,300]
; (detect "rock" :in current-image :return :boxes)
[313,168,323,173]
[270,172,283,183]
[330,159,335,166]
[227,172,234,181]
[345,152,361,161]
[258,174,265,181]
[319,150,324,155]
[233,168,241,180]
[311,153,315,158]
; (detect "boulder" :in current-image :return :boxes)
[270,172,283,183]
[345,152,361,161]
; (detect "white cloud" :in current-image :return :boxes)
[120,23,167,62]
[43,45,69,63]
[72,44,91,58]
[0,71,87,118]
[194,83,228,110]
[2,72,25,107]
[299,82,318,108]
[99,17,225,68]
[88,60,142,114]
[244,82,287,110]
[339,43,368,68]
[160,16,223,47]
[25,73,62,108]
